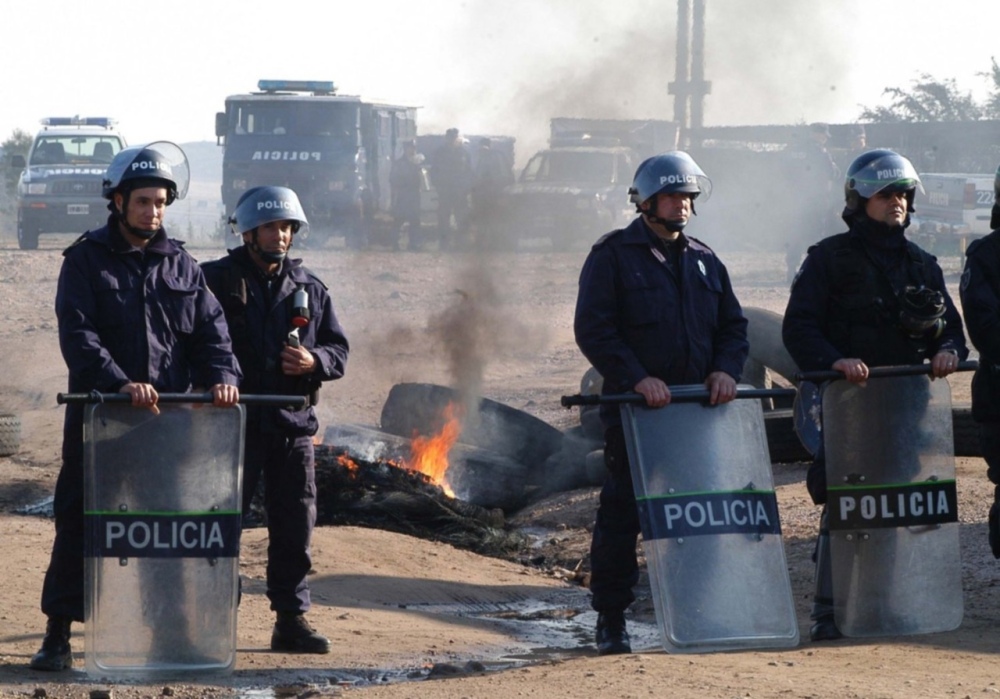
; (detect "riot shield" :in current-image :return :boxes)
[84,403,244,676]
[620,386,799,653]
[823,375,961,637]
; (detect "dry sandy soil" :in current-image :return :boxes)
[0,227,998,699]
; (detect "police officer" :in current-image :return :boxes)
[201,186,349,654]
[784,123,841,282]
[960,164,1000,557]
[389,140,426,250]
[32,142,241,671]
[574,152,749,655]
[430,128,472,249]
[783,148,968,641]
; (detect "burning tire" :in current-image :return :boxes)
[379,383,564,477]
[0,413,21,457]
[743,306,800,387]
[540,426,603,493]
[322,422,534,511]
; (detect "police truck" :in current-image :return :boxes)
[215,80,417,248]
[10,117,126,250]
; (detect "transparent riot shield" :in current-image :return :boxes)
[823,375,961,637]
[620,387,799,653]
[84,403,244,676]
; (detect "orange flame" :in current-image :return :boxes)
[405,402,462,497]
[337,453,360,475]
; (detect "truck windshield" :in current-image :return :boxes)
[228,102,360,145]
[522,151,615,184]
[30,136,123,166]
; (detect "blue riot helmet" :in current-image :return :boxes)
[843,149,922,224]
[628,151,712,232]
[229,186,309,263]
[102,141,189,204]
[629,151,712,206]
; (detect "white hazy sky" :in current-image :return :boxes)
[3,0,998,158]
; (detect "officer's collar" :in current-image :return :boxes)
[110,223,171,255]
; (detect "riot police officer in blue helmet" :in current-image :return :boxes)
[202,185,349,654]
[574,151,748,655]
[102,141,190,242]
[783,148,967,642]
[31,141,239,671]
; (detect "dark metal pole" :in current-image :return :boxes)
[668,0,692,129]
[690,0,711,129]
[57,392,309,407]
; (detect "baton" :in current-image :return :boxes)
[57,392,309,407]
[794,360,978,384]
[561,386,797,408]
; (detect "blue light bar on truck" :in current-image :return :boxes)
[257,80,337,94]
[40,116,116,128]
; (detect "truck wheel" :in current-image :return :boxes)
[0,413,21,457]
[17,217,39,250]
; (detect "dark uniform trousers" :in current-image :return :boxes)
[589,426,641,613]
[243,429,317,612]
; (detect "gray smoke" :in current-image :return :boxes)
[419,0,856,164]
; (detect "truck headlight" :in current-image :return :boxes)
[232,179,248,191]
[26,183,47,195]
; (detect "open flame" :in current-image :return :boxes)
[404,402,462,498]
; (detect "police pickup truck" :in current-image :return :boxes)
[10,117,126,250]
[910,172,994,253]
[502,117,679,249]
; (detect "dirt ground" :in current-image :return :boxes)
[0,228,998,699]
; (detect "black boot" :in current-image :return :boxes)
[271,612,331,654]
[29,616,73,671]
[809,613,843,641]
[595,610,631,656]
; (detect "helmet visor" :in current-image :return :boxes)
[849,153,923,199]
[143,141,190,201]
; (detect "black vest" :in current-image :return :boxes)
[819,232,933,366]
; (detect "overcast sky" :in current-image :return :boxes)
[3,0,998,159]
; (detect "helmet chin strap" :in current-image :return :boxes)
[116,191,158,240]
[247,228,291,263]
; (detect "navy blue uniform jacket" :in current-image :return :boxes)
[961,230,1000,421]
[201,247,349,436]
[56,221,242,464]
[574,218,749,426]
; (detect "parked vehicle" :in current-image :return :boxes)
[215,80,417,247]
[503,118,679,248]
[10,117,126,250]
[910,172,995,252]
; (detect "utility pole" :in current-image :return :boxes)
[668,0,712,131]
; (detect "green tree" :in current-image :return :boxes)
[858,74,983,122]
[1,128,33,200]
[979,57,1000,119]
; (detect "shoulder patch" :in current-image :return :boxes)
[62,233,88,256]
[686,235,714,253]
[592,229,623,249]
[961,268,972,293]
